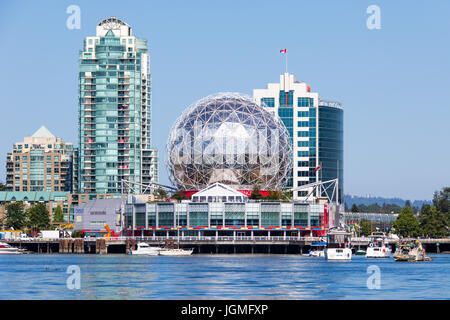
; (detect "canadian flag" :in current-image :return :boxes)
[280,48,287,53]
[314,163,322,172]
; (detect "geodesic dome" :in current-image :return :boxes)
[166,93,292,190]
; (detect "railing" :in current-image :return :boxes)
[85,236,324,242]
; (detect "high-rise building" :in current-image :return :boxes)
[253,73,343,202]
[5,126,76,192]
[78,17,158,194]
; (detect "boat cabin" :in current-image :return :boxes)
[326,230,351,249]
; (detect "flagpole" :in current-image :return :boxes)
[285,52,288,73]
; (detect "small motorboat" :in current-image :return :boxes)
[355,249,366,256]
[308,241,326,257]
[366,232,391,258]
[0,242,25,254]
[394,241,432,262]
[158,248,193,256]
[130,242,161,256]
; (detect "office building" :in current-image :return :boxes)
[253,73,343,202]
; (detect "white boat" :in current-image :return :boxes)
[158,248,193,256]
[394,241,432,262]
[0,242,25,254]
[309,250,325,257]
[325,229,352,261]
[308,241,326,257]
[366,232,391,258]
[130,242,161,256]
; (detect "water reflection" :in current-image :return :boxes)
[0,254,449,299]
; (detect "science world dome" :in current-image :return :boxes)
[166,93,292,190]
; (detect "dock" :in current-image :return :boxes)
[5,236,449,254]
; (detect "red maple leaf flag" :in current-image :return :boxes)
[280,48,287,53]
[314,163,322,172]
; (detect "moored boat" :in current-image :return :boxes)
[394,241,432,262]
[308,241,326,257]
[130,242,161,256]
[158,248,193,256]
[325,228,352,261]
[366,232,391,258]
[0,242,25,254]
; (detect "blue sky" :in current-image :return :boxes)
[0,0,449,200]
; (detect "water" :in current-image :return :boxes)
[0,254,449,300]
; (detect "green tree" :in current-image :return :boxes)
[433,187,449,213]
[420,205,449,238]
[392,206,420,237]
[358,219,374,236]
[249,185,262,200]
[154,188,168,200]
[171,190,187,201]
[27,203,50,231]
[0,182,6,191]
[53,205,65,223]
[5,202,26,230]
[351,204,359,213]
[266,190,281,200]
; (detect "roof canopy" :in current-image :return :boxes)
[191,183,248,203]
[32,126,55,138]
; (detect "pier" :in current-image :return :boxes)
[5,236,450,254]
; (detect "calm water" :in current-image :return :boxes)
[0,253,449,300]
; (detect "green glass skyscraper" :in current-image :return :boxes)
[78,17,158,194]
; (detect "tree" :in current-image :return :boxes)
[392,206,420,237]
[266,190,281,200]
[420,205,449,238]
[249,185,262,200]
[27,203,50,231]
[154,188,168,200]
[351,204,359,213]
[433,187,449,213]
[171,190,187,201]
[53,205,65,223]
[358,219,374,236]
[5,202,26,230]
[0,182,6,191]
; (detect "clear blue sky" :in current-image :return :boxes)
[0,0,449,201]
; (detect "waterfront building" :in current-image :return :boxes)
[343,212,398,231]
[0,191,118,224]
[5,126,76,193]
[73,189,339,238]
[253,73,343,202]
[74,198,124,236]
[78,17,158,195]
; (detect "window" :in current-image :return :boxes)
[297,121,309,127]
[298,97,313,107]
[261,98,275,108]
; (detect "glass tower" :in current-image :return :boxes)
[318,101,343,203]
[253,73,343,203]
[78,17,158,194]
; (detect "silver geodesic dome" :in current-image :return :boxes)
[166,93,292,190]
